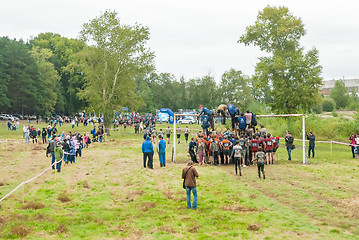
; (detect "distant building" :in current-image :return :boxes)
[321,79,359,95]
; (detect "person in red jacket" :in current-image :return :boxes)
[251,136,259,164]
[265,133,274,164]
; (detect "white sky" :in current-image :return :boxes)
[2,0,359,81]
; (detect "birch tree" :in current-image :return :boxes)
[78,10,155,133]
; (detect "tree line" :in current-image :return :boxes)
[2,6,348,121]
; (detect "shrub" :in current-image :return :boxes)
[322,98,336,112]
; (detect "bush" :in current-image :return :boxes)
[331,110,338,117]
[322,98,336,112]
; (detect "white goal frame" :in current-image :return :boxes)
[173,113,306,164]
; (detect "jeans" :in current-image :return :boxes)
[42,136,46,143]
[64,153,68,164]
[76,146,82,157]
[143,152,153,169]
[159,151,166,167]
[186,186,198,209]
[51,152,55,169]
[55,160,62,172]
[257,161,265,178]
[308,145,315,158]
[234,157,241,175]
[99,136,103,143]
[287,147,292,160]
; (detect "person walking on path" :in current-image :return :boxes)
[285,132,294,161]
[142,136,154,169]
[255,146,266,179]
[157,135,166,167]
[182,160,199,210]
[307,132,315,158]
[166,126,172,144]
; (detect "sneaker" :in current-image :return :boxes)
[263,174,266,179]
[243,165,248,167]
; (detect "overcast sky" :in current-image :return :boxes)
[2,0,359,81]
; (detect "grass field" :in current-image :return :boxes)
[0,121,358,239]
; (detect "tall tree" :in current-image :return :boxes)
[78,10,155,132]
[0,38,11,111]
[220,69,253,110]
[0,38,41,114]
[239,6,322,113]
[330,80,350,109]
[30,46,60,115]
[30,33,87,114]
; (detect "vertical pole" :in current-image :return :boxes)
[302,115,306,164]
[330,141,333,156]
[173,114,176,163]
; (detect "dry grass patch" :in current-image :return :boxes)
[247,223,261,231]
[140,202,156,211]
[149,226,176,234]
[222,205,257,213]
[58,192,71,203]
[10,225,31,237]
[56,224,67,233]
[0,181,4,186]
[21,201,45,210]
[82,181,91,189]
[163,190,174,199]
[124,190,144,202]
[188,225,201,233]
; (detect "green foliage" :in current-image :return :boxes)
[239,6,322,114]
[322,97,336,112]
[78,10,155,128]
[30,47,60,115]
[30,32,87,114]
[331,110,338,117]
[330,80,350,109]
[0,37,44,114]
[220,69,253,110]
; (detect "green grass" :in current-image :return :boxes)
[0,121,358,239]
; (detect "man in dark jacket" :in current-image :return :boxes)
[30,128,37,143]
[285,132,294,161]
[41,128,47,144]
[142,136,154,169]
[62,139,70,164]
[48,136,57,169]
[307,132,315,158]
[182,160,199,209]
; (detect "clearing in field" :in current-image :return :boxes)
[0,123,358,239]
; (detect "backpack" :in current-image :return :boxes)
[211,140,219,152]
[251,112,257,126]
[257,152,266,163]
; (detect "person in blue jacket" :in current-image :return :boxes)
[237,113,246,135]
[142,136,154,169]
[201,115,211,136]
[199,105,215,131]
[157,135,166,167]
